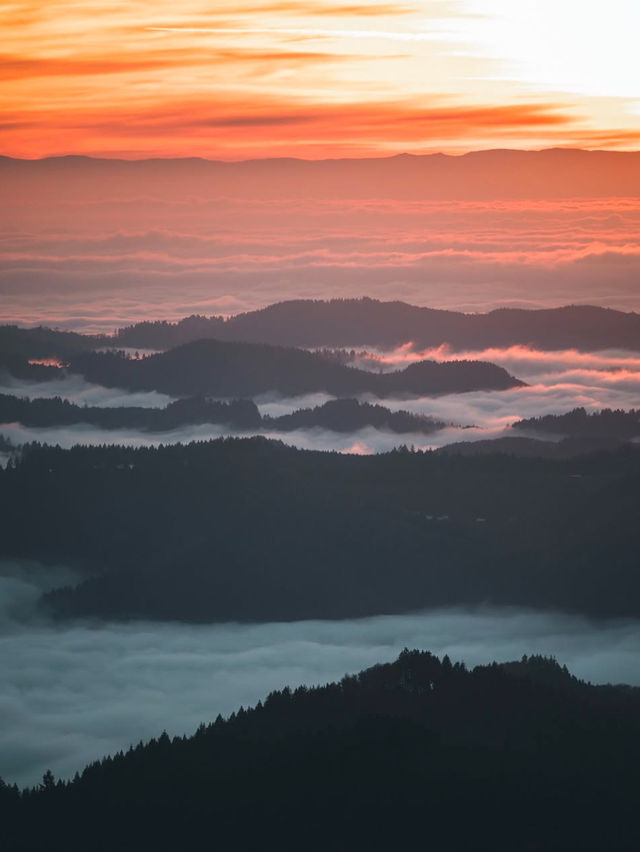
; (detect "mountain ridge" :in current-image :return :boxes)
[3,649,639,850]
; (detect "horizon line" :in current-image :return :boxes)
[3,146,640,165]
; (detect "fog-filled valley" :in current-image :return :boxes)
[3,150,640,849]
[1,322,639,454]
[3,564,640,790]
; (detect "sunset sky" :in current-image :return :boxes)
[3,0,640,159]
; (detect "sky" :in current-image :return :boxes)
[2,0,640,159]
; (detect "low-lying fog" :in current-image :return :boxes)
[2,346,639,455]
[1,564,640,790]
[0,372,174,408]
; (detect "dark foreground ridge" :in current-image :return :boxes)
[2,650,639,851]
[2,438,639,622]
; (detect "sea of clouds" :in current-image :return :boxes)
[1,563,639,790]
[1,345,639,455]
[3,196,640,331]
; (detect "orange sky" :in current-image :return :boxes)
[2,0,640,158]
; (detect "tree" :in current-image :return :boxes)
[40,769,56,791]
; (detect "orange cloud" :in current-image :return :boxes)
[2,0,638,158]
[0,94,579,159]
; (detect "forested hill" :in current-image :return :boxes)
[0,324,105,359]
[68,340,522,397]
[3,650,639,851]
[513,407,640,440]
[113,299,640,351]
[0,394,448,436]
[2,438,639,622]
[3,300,639,359]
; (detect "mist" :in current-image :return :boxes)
[0,372,175,409]
[3,190,640,333]
[2,564,640,790]
[2,344,639,455]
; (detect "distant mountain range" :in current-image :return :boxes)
[3,649,639,851]
[3,148,640,200]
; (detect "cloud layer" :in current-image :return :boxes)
[3,195,639,332]
[2,343,639,455]
[2,564,640,790]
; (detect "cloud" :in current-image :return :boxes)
[3,194,639,332]
[2,342,640,455]
[4,0,639,158]
[1,563,640,789]
[0,374,175,409]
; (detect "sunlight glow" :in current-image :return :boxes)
[1,0,638,157]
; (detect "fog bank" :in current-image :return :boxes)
[3,344,639,455]
[0,373,174,408]
[1,566,639,789]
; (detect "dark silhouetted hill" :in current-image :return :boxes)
[437,435,628,459]
[3,650,640,851]
[2,438,640,622]
[69,340,522,397]
[4,300,639,357]
[0,394,448,436]
[0,394,262,431]
[113,299,640,352]
[514,407,640,440]
[267,398,448,434]
[0,325,105,359]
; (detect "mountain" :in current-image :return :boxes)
[113,300,640,352]
[0,394,448,436]
[3,149,640,201]
[2,438,640,622]
[0,394,263,432]
[0,325,105,359]
[513,407,640,440]
[3,650,639,851]
[266,397,448,434]
[4,300,639,356]
[68,340,522,397]
[0,353,61,382]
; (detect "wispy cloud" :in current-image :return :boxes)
[2,0,638,157]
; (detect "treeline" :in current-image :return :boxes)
[0,353,61,382]
[437,434,631,459]
[113,298,640,352]
[514,406,640,440]
[68,339,522,397]
[0,394,448,436]
[0,325,105,360]
[0,394,262,431]
[6,298,638,361]
[3,650,640,850]
[1,437,639,622]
